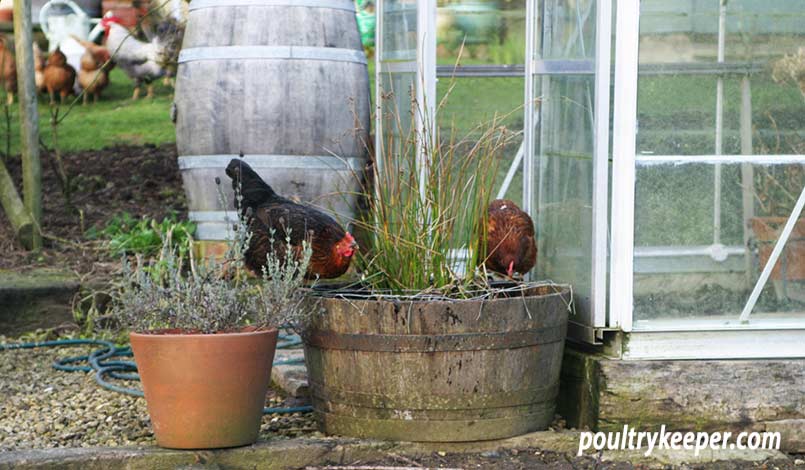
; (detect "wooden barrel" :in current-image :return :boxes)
[304,285,571,442]
[174,0,370,242]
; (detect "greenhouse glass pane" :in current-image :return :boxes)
[633,161,805,326]
[381,0,417,61]
[377,0,420,161]
[538,0,596,60]
[378,71,416,150]
[634,163,743,247]
[435,0,526,66]
[726,0,805,157]
[637,0,720,157]
[435,76,525,199]
[636,0,805,158]
[536,74,595,312]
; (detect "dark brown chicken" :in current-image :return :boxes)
[44,47,76,104]
[225,159,358,279]
[0,37,16,105]
[485,199,537,278]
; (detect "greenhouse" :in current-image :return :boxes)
[376,0,805,359]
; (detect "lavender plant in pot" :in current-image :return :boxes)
[112,217,312,449]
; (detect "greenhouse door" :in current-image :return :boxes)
[608,0,805,359]
[529,0,613,344]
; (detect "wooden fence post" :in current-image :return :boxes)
[0,161,34,248]
[13,0,42,250]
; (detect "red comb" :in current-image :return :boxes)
[100,16,123,28]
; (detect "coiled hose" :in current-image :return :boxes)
[0,335,312,414]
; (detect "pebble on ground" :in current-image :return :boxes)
[0,342,317,451]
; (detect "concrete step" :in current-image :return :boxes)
[0,269,80,336]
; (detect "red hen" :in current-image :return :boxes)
[225,159,357,279]
[485,199,537,278]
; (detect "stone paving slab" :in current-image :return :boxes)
[272,349,308,398]
[0,430,791,470]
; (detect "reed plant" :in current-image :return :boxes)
[355,88,514,295]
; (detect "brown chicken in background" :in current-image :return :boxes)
[0,36,16,105]
[225,159,358,279]
[485,199,537,278]
[73,37,113,104]
[33,43,46,94]
[44,47,76,104]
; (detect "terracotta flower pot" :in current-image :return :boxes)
[130,328,278,449]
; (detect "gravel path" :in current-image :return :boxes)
[0,340,317,452]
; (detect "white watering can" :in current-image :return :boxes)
[39,0,102,93]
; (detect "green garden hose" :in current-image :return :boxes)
[0,335,312,415]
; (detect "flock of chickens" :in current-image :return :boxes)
[0,13,182,105]
[226,159,537,280]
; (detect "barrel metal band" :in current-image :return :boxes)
[317,409,553,442]
[308,382,560,410]
[189,0,356,12]
[194,224,234,241]
[305,326,565,352]
[179,46,367,65]
[178,154,366,171]
[188,211,239,223]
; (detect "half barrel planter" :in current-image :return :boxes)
[174,0,371,256]
[304,285,571,442]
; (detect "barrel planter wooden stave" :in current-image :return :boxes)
[174,0,370,244]
[304,285,571,442]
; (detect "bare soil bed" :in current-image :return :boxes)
[0,144,186,277]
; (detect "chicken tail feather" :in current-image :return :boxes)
[225,158,278,210]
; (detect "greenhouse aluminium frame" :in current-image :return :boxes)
[374,0,805,360]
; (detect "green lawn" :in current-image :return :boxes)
[2,68,175,156]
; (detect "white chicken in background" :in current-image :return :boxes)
[100,14,169,99]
